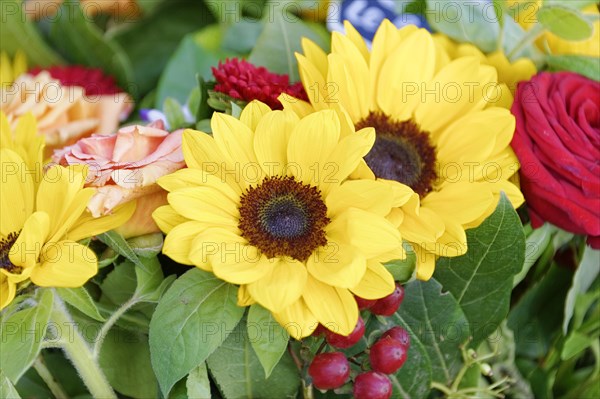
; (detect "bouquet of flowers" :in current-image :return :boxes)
[1,1,598,398]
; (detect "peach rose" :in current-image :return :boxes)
[52,121,185,238]
[1,70,132,156]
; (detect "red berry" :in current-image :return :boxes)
[353,371,392,399]
[382,326,410,347]
[312,324,327,336]
[355,296,377,309]
[308,352,350,390]
[370,337,407,374]
[370,284,404,316]
[325,316,365,348]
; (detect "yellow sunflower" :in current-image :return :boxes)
[282,20,524,280]
[0,51,27,88]
[433,35,537,101]
[0,141,134,309]
[153,101,411,338]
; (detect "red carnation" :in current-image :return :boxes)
[211,58,308,110]
[28,65,124,96]
[511,72,600,248]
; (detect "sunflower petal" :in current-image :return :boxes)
[30,241,97,287]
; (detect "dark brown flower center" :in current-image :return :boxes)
[238,176,329,262]
[1,231,21,273]
[355,112,437,197]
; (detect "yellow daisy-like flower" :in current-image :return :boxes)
[0,149,135,310]
[283,21,525,280]
[433,35,537,101]
[153,101,410,339]
[0,51,27,88]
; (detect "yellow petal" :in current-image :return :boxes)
[415,57,484,133]
[296,53,329,111]
[182,129,244,193]
[272,298,319,339]
[211,113,261,188]
[278,96,315,118]
[253,109,299,176]
[168,187,239,227]
[377,29,435,120]
[303,276,358,336]
[320,127,375,195]
[158,168,241,200]
[350,260,395,300]
[329,208,401,258]
[152,205,190,234]
[301,37,328,76]
[0,149,33,236]
[307,244,366,289]
[67,200,135,242]
[237,285,256,307]
[9,211,49,269]
[162,221,206,265]
[287,110,340,187]
[30,241,97,287]
[0,274,17,310]
[239,100,271,131]
[209,245,271,285]
[414,246,436,281]
[343,21,370,63]
[247,257,307,313]
[326,180,393,218]
[423,182,495,226]
[400,206,444,244]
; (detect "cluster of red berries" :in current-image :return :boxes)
[307,284,410,399]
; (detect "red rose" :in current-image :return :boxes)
[511,71,600,248]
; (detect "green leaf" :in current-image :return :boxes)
[222,20,264,54]
[389,311,434,399]
[537,5,594,41]
[207,319,300,398]
[514,223,556,287]
[248,11,329,82]
[425,0,500,53]
[48,0,133,90]
[186,363,211,399]
[0,370,20,399]
[247,304,290,378]
[546,55,600,82]
[149,269,245,396]
[435,195,525,346]
[397,279,469,385]
[0,0,64,66]
[563,247,600,333]
[561,331,594,360]
[134,257,163,297]
[100,260,137,306]
[99,327,158,398]
[98,230,147,272]
[492,0,505,27]
[0,289,53,382]
[127,233,164,258]
[508,264,573,359]
[155,27,225,108]
[385,241,416,283]
[163,98,187,130]
[109,0,215,97]
[56,287,105,322]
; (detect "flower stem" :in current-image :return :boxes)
[33,354,69,399]
[51,294,117,399]
[93,297,137,358]
[507,24,545,61]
